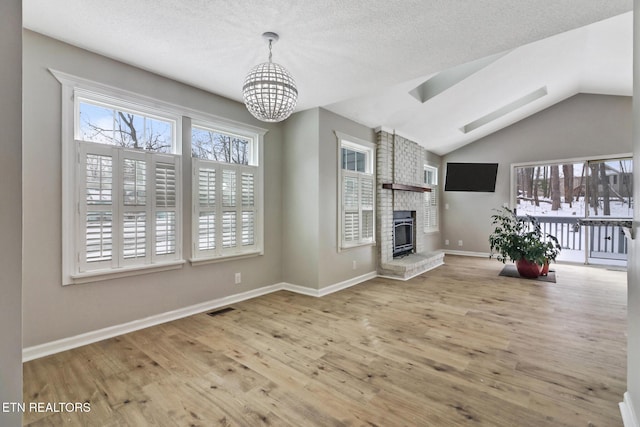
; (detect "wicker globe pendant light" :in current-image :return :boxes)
[242,32,298,122]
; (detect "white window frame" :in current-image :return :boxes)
[53,70,185,285]
[190,119,265,264]
[337,132,376,250]
[424,164,439,233]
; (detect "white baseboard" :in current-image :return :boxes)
[317,271,378,296]
[22,283,283,362]
[22,271,378,362]
[444,249,491,258]
[281,270,378,297]
[280,282,319,297]
[620,392,639,427]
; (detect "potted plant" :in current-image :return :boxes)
[489,207,561,278]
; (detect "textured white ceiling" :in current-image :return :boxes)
[328,12,633,154]
[23,0,633,154]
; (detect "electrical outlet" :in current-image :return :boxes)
[445,239,449,246]
[234,272,241,284]
[445,203,449,210]
[458,240,463,247]
[352,260,357,270]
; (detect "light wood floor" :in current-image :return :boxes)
[23,255,627,426]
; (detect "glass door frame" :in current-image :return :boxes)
[510,152,633,266]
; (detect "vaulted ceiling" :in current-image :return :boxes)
[23,1,633,155]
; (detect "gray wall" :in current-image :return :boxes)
[282,108,377,289]
[441,94,632,254]
[22,29,381,349]
[282,109,321,288]
[0,1,22,426]
[318,108,377,287]
[627,0,640,421]
[22,31,284,347]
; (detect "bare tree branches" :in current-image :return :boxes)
[191,129,249,165]
[80,104,172,152]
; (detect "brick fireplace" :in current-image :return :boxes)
[376,129,444,279]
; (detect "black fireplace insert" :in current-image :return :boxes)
[393,211,414,257]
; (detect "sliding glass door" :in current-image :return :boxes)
[513,157,633,265]
[585,159,633,263]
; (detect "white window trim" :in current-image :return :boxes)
[424,164,439,233]
[70,260,186,285]
[336,131,376,251]
[53,70,185,285]
[189,251,262,267]
[189,121,265,264]
[52,69,268,283]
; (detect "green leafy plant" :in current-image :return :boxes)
[489,206,561,266]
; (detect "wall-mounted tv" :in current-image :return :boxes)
[444,162,498,192]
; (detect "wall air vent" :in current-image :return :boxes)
[461,86,548,134]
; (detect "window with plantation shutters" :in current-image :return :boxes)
[77,142,181,273]
[59,81,183,284]
[338,134,376,249]
[424,165,439,232]
[56,73,265,282]
[192,123,262,261]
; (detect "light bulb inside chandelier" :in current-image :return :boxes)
[243,32,298,123]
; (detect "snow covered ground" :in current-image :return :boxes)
[515,199,633,218]
[514,199,631,266]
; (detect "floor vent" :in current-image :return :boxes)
[207,307,235,317]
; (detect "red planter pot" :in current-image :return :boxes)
[540,260,550,276]
[515,258,542,279]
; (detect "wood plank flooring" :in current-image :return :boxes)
[23,255,627,426]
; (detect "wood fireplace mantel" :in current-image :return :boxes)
[382,183,431,192]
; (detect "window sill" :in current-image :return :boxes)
[67,260,186,285]
[190,250,263,266]
[339,241,376,252]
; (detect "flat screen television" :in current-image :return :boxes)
[444,162,498,192]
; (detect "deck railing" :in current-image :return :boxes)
[520,216,628,260]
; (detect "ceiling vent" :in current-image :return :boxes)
[409,51,510,103]
[461,86,548,133]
